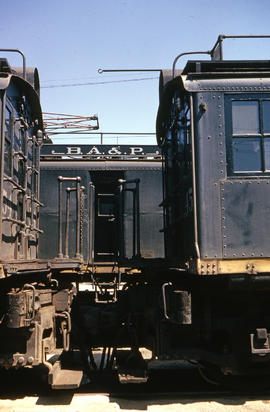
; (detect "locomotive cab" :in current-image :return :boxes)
[157,48,270,276]
[154,36,270,378]
[0,56,44,270]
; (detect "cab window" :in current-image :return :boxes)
[4,103,12,176]
[226,95,270,174]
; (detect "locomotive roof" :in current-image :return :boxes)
[160,60,270,96]
[0,70,43,130]
[182,60,270,75]
[0,58,12,73]
[172,60,270,93]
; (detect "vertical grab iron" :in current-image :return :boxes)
[57,176,82,260]
[88,182,95,265]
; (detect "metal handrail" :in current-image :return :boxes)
[57,176,81,259]
[0,49,26,79]
[172,50,212,79]
[88,182,95,265]
[172,34,270,78]
[211,34,270,61]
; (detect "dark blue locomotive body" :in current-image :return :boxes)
[0,57,44,269]
[0,54,83,388]
[2,38,270,389]
[39,144,164,265]
[158,58,270,275]
[155,36,270,376]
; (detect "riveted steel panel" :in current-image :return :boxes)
[221,180,270,258]
[39,169,90,261]
[39,163,164,263]
[123,170,164,259]
[183,76,270,92]
[194,93,225,259]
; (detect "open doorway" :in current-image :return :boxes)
[90,171,123,262]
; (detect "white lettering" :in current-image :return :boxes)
[51,150,65,155]
[67,147,82,155]
[108,147,122,155]
[130,147,143,155]
[87,146,102,155]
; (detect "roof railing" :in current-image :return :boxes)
[172,34,270,78]
[0,49,26,79]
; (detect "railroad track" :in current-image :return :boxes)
[0,367,270,412]
[0,364,270,398]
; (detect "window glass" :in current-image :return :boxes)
[185,107,191,145]
[177,128,185,152]
[176,97,190,161]
[264,138,270,170]
[98,194,115,216]
[4,139,12,175]
[4,106,12,175]
[17,159,25,187]
[5,106,11,136]
[33,172,37,196]
[233,137,261,172]
[262,101,270,133]
[232,101,259,134]
[28,141,33,162]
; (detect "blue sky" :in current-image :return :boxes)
[1,0,270,144]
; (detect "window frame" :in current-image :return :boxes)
[97,193,116,217]
[225,93,270,176]
[4,99,14,177]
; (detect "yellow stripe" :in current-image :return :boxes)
[189,258,270,275]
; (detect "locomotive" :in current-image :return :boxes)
[38,143,164,386]
[156,35,270,378]
[0,51,87,388]
[1,35,270,389]
[0,49,165,387]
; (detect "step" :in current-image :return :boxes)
[49,361,83,389]
[118,371,148,384]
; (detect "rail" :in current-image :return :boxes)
[172,34,270,78]
[0,49,26,79]
[57,176,82,259]
[88,182,95,265]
